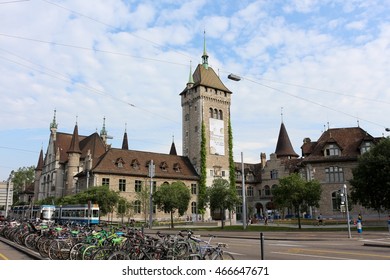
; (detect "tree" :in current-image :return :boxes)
[135,183,151,224]
[208,178,239,228]
[117,197,134,224]
[198,122,208,217]
[350,137,390,212]
[11,166,35,205]
[273,173,322,229]
[55,185,120,218]
[153,181,191,228]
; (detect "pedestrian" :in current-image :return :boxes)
[357,219,363,237]
[317,213,323,226]
[358,213,362,224]
[264,216,268,225]
[387,215,390,235]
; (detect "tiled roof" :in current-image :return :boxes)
[180,64,232,94]
[67,124,81,154]
[36,149,44,171]
[79,132,107,162]
[53,132,106,164]
[301,127,377,162]
[91,148,199,180]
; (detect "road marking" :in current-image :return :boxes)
[0,253,9,260]
[268,243,302,247]
[271,251,353,260]
[286,247,390,259]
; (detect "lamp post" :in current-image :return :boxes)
[343,184,352,238]
[148,160,155,229]
[228,73,246,229]
[241,152,247,229]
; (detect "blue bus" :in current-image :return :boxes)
[54,204,100,225]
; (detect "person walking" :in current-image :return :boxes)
[317,213,323,226]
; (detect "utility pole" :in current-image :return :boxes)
[241,152,247,229]
[148,160,155,229]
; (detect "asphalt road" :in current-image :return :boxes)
[145,229,390,260]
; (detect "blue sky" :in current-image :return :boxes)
[1,0,390,181]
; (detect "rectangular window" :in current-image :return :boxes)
[135,180,142,192]
[270,170,278,179]
[119,179,126,192]
[102,178,110,187]
[325,144,340,156]
[191,183,197,195]
[221,171,226,177]
[325,166,344,183]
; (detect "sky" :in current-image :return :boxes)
[1,0,390,181]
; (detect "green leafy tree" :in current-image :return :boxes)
[198,122,208,217]
[135,183,150,223]
[56,185,120,218]
[350,137,390,212]
[117,197,133,224]
[208,178,239,228]
[153,181,191,228]
[273,173,322,229]
[11,166,35,205]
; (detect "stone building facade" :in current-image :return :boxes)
[30,43,383,223]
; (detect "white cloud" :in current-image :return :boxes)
[1,0,390,179]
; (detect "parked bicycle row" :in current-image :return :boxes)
[0,220,234,260]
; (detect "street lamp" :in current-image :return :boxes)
[228,73,247,229]
[342,184,352,238]
[241,152,247,230]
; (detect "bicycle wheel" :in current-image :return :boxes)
[92,248,113,260]
[69,242,86,260]
[82,245,98,260]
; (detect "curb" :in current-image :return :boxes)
[0,237,46,260]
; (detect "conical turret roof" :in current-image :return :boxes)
[275,122,298,159]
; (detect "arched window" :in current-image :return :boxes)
[264,185,271,196]
[214,108,218,119]
[219,109,223,120]
[191,201,197,214]
[209,108,213,118]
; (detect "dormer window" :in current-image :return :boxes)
[173,163,181,172]
[360,141,372,154]
[160,161,168,171]
[115,158,125,168]
[131,159,140,169]
[324,144,340,156]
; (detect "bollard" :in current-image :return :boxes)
[260,232,264,260]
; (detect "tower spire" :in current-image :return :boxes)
[188,61,194,85]
[202,30,209,69]
[100,117,107,137]
[122,123,129,150]
[50,109,58,129]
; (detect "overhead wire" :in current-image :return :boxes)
[1,0,388,132]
